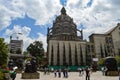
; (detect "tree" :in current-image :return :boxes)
[27,41,44,62]
[98,58,105,66]
[115,56,120,66]
[0,38,8,67]
[23,51,28,55]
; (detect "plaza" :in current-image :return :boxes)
[16,71,118,80]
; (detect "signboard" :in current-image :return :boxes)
[93,58,98,61]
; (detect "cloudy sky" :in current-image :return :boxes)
[0,0,120,52]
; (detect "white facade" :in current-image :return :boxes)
[89,23,120,59]
[48,40,89,66]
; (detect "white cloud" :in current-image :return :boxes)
[65,0,120,39]
[4,25,32,51]
[1,0,120,51]
[37,33,47,51]
[4,25,47,52]
[0,0,62,30]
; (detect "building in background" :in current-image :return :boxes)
[47,7,94,66]
[89,23,120,59]
[9,40,23,54]
[8,33,24,69]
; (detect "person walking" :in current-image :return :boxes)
[58,68,61,78]
[119,69,120,80]
[63,69,65,78]
[10,70,17,80]
[85,67,90,80]
[78,67,82,76]
[54,69,57,77]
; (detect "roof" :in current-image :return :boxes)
[89,23,120,38]
[104,23,120,35]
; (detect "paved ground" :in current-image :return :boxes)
[16,71,119,80]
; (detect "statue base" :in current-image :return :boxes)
[21,72,40,79]
[106,71,118,76]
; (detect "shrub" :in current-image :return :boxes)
[98,58,105,66]
[0,71,4,80]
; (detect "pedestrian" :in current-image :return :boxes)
[54,69,57,77]
[118,69,120,80]
[51,67,54,72]
[63,69,65,78]
[101,66,105,76]
[104,66,108,76]
[81,68,84,75]
[58,68,61,78]
[85,67,90,80]
[78,67,82,76]
[10,70,17,80]
[65,68,68,78]
[44,67,47,75]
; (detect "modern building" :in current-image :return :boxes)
[8,37,24,69]
[47,7,94,66]
[9,40,23,54]
[89,23,120,59]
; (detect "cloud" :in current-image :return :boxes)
[4,25,47,52]
[65,0,120,40]
[4,25,32,51]
[1,0,120,51]
[37,33,47,51]
[0,0,62,30]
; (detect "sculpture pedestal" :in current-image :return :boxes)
[21,72,40,79]
[106,71,118,76]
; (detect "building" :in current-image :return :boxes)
[47,7,94,66]
[89,23,120,58]
[8,38,24,69]
[9,40,23,54]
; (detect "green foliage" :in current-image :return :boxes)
[0,71,4,80]
[0,38,8,66]
[23,51,28,55]
[0,69,9,73]
[98,58,105,66]
[0,69,10,80]
[27,41,44,62]
[115,56,120,66]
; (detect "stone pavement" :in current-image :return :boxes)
[16,71,119,80]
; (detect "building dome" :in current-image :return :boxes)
[47,7,83,41]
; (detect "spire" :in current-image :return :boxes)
[61,7,66,15]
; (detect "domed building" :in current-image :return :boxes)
[47,7,83,41]
[47,7,94,66]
